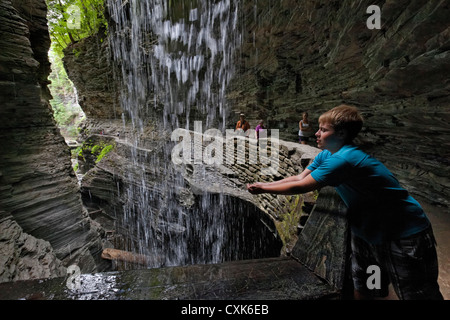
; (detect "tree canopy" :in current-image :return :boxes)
[47,0,107,57]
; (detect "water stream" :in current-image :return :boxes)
[106,0,280,269]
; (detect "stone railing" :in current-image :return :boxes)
[171,128,322,251]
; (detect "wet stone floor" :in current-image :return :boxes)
[0,188,348,301]
[0,191,448,301]
[0,257,341,300]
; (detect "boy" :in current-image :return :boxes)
[247,105,443,300]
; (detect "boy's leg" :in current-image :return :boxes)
[384,227,443,300]
[350,233,390,299]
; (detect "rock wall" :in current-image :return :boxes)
[64,0,449,208]
[0,0,109,282]
[76,131,286,266]
[3,0,446,285]
[63,34,122,119]
[229,0,449,207]
[0,217,66,283]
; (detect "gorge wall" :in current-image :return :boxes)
[65,0,449,208]
[0,0,109,283]
[229,0,449,207]
[1,0,448,284]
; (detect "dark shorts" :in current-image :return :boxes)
[351,227,443,300]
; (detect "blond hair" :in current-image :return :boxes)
[319,105,363,142]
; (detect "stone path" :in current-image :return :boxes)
[0,188,349,300]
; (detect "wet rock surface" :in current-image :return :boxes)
[0,188,349,300]
[0,258,336,300]
[78,132,285,268]
[75,127,323,265]
[0,0,108,279]
[229,0,450,207]
[0,0,448,294]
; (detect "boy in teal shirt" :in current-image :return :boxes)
[247,105,443,300]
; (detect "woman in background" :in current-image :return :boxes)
[299,112,311,144]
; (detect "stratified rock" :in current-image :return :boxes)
[228,0,450,207]
[78,132,284,267]
[0,215,66,283]
[0,0,109,282]
[63,0,449,208]
[63,34,122,119]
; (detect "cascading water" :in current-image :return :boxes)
[108,0,240,130]
[106,0,280,269]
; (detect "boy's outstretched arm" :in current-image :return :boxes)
[247,171,320,195]
[251,168,312,187]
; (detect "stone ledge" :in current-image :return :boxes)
[0,188,348,300]
[0,257,338,300]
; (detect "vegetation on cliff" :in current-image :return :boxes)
[46,0,106,139]
[46,0,107,57]
[48,44,85,138]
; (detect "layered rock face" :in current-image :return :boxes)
[0,0,109,282]
[1,0,447,285]
[65,0,449,208]
[63,34,122,120]
[0,219,65,283]
[228,0,449,207]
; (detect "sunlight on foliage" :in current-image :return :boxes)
[46,0,107,58]
[46,0,104,138]
[48,43,85,139]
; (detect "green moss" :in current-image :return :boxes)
[274,194,304,253]
[77,139,115,164]
[95,144,113,163]
[91,144,101,154]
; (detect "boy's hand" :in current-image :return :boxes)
[247,183,265,194]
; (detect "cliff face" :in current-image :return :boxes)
[63,34,122,120]
[1,0,447,285]
[65,0,449,207]
[228,0,449,207]
[0,0,109,283]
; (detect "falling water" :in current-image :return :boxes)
[105,0,279,269]
[108,0,241,131]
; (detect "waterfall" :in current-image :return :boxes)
[107,0,241,131]
[105,0,278,269]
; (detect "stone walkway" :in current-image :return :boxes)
[0,188,349,300]
[0,191,447,301]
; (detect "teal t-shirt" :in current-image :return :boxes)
[307,145,430,244]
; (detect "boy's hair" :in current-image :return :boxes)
[319,105,363,142]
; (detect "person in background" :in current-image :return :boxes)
[236,113,250,136]
[255,119,265,139]
[247,105,443,300]
[299,111,311,144]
